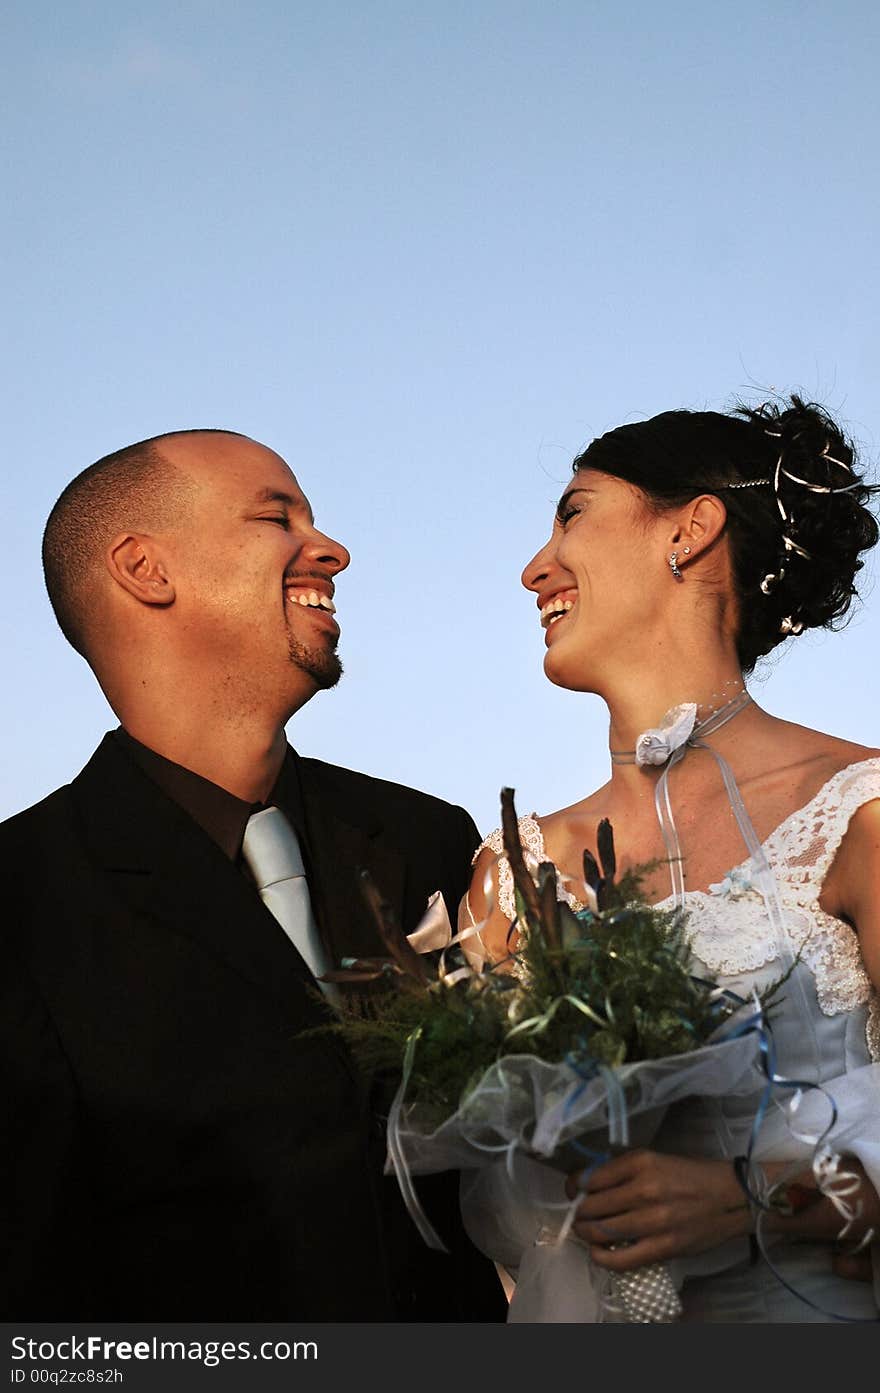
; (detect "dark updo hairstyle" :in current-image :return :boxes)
[573,396,878,672]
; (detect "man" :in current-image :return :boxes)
[1,430,504,1321]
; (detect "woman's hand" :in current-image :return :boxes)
[763,1155,880,1245]
[568,1149,880,1275]
[566,1149,750,1271]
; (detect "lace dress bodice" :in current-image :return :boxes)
[475,757,880,1062]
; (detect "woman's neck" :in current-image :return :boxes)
[604,667,748,756]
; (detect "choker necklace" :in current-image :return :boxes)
[608,685,765,915]
[611,687,751,766]
[605,680,820,1104]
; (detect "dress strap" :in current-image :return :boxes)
[772,757,880,895]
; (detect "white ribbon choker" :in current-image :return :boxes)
[610,689,751,767]
[609,690,769,914]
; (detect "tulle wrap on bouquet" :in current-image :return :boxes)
[386,1028,764,1322]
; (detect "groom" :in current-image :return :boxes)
[0,429,504,1321]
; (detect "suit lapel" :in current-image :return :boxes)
[72,736,328,1018]
[292,751,408,971]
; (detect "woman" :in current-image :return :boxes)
[464,396,880,1321]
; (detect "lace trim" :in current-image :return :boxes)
[473,816,586,922]
[683,760,880,1029]
[764,758,880,897]
[474,758,880,1061]
[868,997,880,1063]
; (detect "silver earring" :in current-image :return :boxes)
[682,546,691,555]
[668,552,683,580]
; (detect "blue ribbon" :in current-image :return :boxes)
[554,993,877,1322]
[717,997,878,1322]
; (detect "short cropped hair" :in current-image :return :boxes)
[41,431,223,658]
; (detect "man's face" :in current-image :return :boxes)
[163,434,350,718]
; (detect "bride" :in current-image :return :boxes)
[464,396,880,1321]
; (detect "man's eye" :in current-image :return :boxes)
[260,515,290,529]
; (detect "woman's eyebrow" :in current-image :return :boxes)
[555,485,594,514]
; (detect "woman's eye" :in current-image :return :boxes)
[557,504,580,527]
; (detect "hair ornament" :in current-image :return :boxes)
[768,432,859,518]
[778,615,804,636]
[781,532,812,561]
[760,569,784,595]
[775,457,862,496]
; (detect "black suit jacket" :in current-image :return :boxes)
[0,734,504,1321]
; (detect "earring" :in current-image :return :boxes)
[668,552,683,581]
[682,546,691,555]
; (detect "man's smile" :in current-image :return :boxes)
[283,577,340,638]
[284,586,337,614]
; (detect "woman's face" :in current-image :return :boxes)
[521,468,673,691]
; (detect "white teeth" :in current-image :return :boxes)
[540,596,576,628]
[285,588,336,613]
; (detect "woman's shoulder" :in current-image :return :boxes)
[472,786,611,867]
[519,788,613,868]
[788,725,880,768]
[472,812,543,863]
[744,724,880,878]
[791,732,879,797]
[741,718,880,807]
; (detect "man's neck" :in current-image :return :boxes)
[118,719,289,803]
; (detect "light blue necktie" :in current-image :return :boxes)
[241,806,339,1004]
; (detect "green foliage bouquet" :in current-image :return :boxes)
[322,790,769,1322]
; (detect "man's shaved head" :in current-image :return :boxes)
[42,430,239,657]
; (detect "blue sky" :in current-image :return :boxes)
[3,1,879,832]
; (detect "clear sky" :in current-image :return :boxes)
[2,0,879,834]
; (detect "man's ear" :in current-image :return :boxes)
[105,533,176,607]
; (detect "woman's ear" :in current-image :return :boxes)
[105,533,176,607]
[670,494,728,560]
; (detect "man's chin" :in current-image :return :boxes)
[288,638,343,692]
[308,656,343,692]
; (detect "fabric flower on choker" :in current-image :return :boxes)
[634,703,698,767]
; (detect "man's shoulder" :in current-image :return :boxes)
[295,754,478,836]
[2,733,120,833]
[0,783,76,850]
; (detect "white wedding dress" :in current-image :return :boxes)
[471,757,880,1322]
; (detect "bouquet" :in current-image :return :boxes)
[321,790,776,1322]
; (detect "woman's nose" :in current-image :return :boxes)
[521,537,554,593]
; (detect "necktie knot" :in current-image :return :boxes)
[242,806,305,888]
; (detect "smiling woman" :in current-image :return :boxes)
[463,395,880,1323]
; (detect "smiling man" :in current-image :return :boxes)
[1,430,504,1322]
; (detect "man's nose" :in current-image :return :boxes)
[304,528,350,574]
